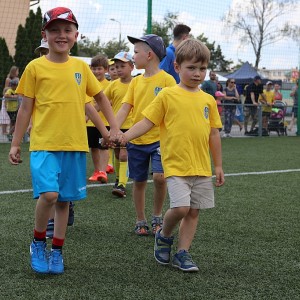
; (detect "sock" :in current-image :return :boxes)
[33,229,46,242]
[114,157,120,182]
[52,237,64,250]
[108,149,114,167]
[119,161,128,186]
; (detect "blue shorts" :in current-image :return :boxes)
[30,151,87,201]
[126,141,163,182]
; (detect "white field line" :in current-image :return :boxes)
[1,169,300,196]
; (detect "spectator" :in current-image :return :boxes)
[223,78,239,137]
[288,80,298,133]
[260,81,275,135]
[5,78,19,140]
[116,34,176,236]
[5,66,19,88]
[217,81,223,92]
[34,39,49,56]
[214,90,224,117]
[1,87,10,136]
[201,70,218,97]
[159,24,191,83]
[244,75,265,135]
[274,83,283,101]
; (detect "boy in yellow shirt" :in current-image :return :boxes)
[8,7,119,275]
[116,34,176,236]
[117,39,224,272]
[86,54,111,183]
[105,51,134,197]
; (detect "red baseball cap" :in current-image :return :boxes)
[42,7,78,30]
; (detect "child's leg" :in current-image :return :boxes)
[177,208,199,251]
[53,201,69,240]
[133,180,147,221]
[91,148,101,171]
[99,149,109,172]
[152,172,167,216]
[118,148,128,187]
[34,192,58,233]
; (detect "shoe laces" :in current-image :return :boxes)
[177,250,195,264]
[51,250,62,264]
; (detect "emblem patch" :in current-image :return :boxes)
[75,73,82,85]
[204,106,209,119]
[154,87,162,96]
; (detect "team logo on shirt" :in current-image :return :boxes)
[154,87,162,96]
[75,73,82,85]
[204,106,209,119]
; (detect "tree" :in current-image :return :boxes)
[145,11,179,46]
[101,39,129,58]
[197,34,232,72]
[14,25,32,75]
[222,0,298,68]
[0,38,14,92]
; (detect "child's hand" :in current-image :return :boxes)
[214,167,225,187]
[9,146,23,165]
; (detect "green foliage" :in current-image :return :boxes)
[70,42,79,56]
[14,25,32,75]
[146,11,179,46]
[197,33,232,72]
[77,37,129,58]
[0,38,13,92]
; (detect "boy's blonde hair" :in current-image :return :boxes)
[175,39,210,65]
[91,54,109,69]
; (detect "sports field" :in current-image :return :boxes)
[0,137,299,300]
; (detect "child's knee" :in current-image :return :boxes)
[153,173,166,186]
[40,192,58,204]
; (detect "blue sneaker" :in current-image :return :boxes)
[154,228,174,265]
[49,249,64,274]
[172,250,199,272]
[30,241,49,274]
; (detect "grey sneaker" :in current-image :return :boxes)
[172,250,199,272]
[154,228,174,265]
[151,216,163,235]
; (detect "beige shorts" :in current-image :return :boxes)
[166,176,215,209]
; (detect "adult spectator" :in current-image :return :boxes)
[244,75,265,135]
[159,24,191,83]
[201,70,218,97]
[288,79,298,133]
[274,83,283,101]
[5,66,19,88]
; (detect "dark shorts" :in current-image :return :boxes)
[292,106,298,118]
[127,141,163,182]
[7,111,18,123]
[262,112,271,117]
[87,126,110,149]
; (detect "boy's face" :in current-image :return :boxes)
[115,61,133,79]
[133,42,149,69]
[175,59,208,92]
[108,64,118,81]
[42,20,78,55]
[91,66,107,81]
[266,84,272,91]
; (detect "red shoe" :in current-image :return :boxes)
[97,171,108,183]
[106,164,114,174]
[88,171,108,183]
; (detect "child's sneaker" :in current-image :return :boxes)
[134,220,150,236]
[172,250,199,272]
[151,216,163,235]
[106,164,114,174]
[30,241,49,274]
[49,249,64,274]
[46,219,54,239]
[67,202,75,226]
[154,228,174,265]
[97,171,108,183]
[112,184,126,198]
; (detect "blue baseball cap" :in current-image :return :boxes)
[127,34,166,61]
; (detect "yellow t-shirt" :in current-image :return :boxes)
[104,78,132,129]
[261,89,275,112]
[16,56,101,152]
[5,88,18,112]
[142,85,222,178]
[86,78,110,127]
[122,70,176,144]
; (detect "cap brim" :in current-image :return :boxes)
[127,36,146,45]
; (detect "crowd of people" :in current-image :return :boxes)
[4,6,298,277]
